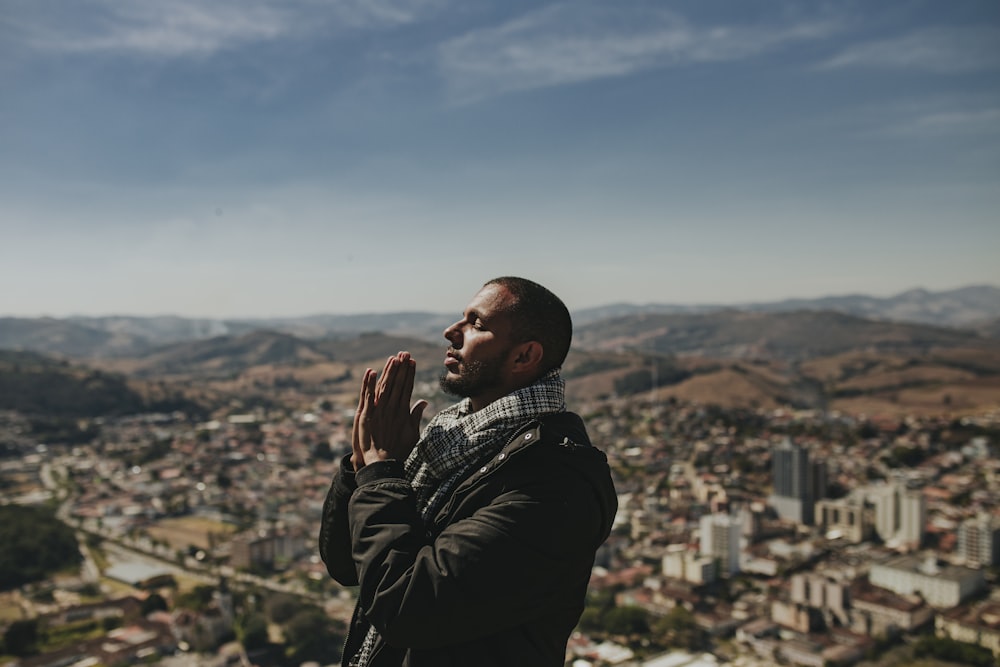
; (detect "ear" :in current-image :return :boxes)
[509,341,544,378]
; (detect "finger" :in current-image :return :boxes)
[365,367,378,412]
[354,368,371,431]
[395,359,416,415]
[374,356,394,402]
[361,369,377,448]
[352,368,372,468]
[355,367,370,416]
[383,354,409,410]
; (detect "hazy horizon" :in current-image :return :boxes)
[4,282,997,321]
[3,1,999,319]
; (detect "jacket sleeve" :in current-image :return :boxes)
[318,454,360,586]
[347,450,605,650]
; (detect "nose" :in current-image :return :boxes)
[444,320,462,345]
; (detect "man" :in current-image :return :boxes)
[319,277,617,667]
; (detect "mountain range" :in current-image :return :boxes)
[2,285,999,420]
[2,285,998,360]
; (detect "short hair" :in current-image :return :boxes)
[484,276,572,375]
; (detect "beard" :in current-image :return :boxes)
[439,353,506,399]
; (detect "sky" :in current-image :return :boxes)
[1,0,998,318]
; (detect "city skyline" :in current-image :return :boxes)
[2,0,999,318]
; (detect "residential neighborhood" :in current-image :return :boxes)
[3,391,999,666]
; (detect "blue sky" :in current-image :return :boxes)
[2,0,998,317]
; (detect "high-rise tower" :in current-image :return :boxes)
[700,513,742,577]
[959,514,1000,567]
[769,440,825,526]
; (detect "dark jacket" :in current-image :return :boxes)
[319,411,617,667]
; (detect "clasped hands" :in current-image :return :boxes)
[351,351,428,471]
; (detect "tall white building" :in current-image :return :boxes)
[700,512,742,577]
[868,484,899,541]
[959,514,1000,567]
[898,489,926,549]
[866,483,925,549]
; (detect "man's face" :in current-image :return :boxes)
[440,284,518,405]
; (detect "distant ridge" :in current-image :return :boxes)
[1,285,998,359]
[574,309,984,361]
[573,284,1000,328]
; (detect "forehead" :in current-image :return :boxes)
[465,283,516,318]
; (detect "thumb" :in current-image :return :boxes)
[410,400,428,430]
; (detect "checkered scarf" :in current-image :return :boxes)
[349,369,566,667]
[404,368,566,518]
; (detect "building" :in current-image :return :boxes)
[738,504,762,541]
[898,488,926,550]
[103,562,176,589]
[662,544,716,585]
[849,579,933,638]
[868,483,899,542]
[866,483,926,549]
[769,440,825,526]
[700,512,741,577]
[771,600,816,634]
[936,600,1000,658]
[230,530,277,570]
[789,573,850,627]
[958,513,1000,568]
[869,555,985,609]
[814,495,872,543]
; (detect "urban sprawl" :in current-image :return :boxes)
[2,395,1000,667]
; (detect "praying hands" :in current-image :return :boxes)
[351,351,428,470]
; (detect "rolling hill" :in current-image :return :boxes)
[573,310,984,361]
[3,290,1000,419]
[2,285,997,360]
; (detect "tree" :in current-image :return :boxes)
[238,613,269,651]
[653,606,706,651]
[265,593,300,624]
[142,593,169,615]
[313,440,334,461]
[174,585,215,612]
[3,619,39,656]
[911,636,994,667]
[283,608,344,665]
[603,606,650,636]
[0,506,80,590]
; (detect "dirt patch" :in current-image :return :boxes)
[146,516,236,551]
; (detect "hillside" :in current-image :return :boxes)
[109,330,332,379]
[573,310,983,361]
[3,307,999,420]
[0,317,130,358]
[0,351,204,448]
[0,350,147,417]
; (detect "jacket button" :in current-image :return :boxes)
[524,433,532,441]
[498,453,506,461]
[480,466,488,473]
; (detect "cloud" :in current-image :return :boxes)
[7,0,442,58]
[892,108,1000,136]
[437,3,840,102]
[822,27,1000,73]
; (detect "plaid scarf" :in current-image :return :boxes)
[405,368,566,518]
[349,370,566,667]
